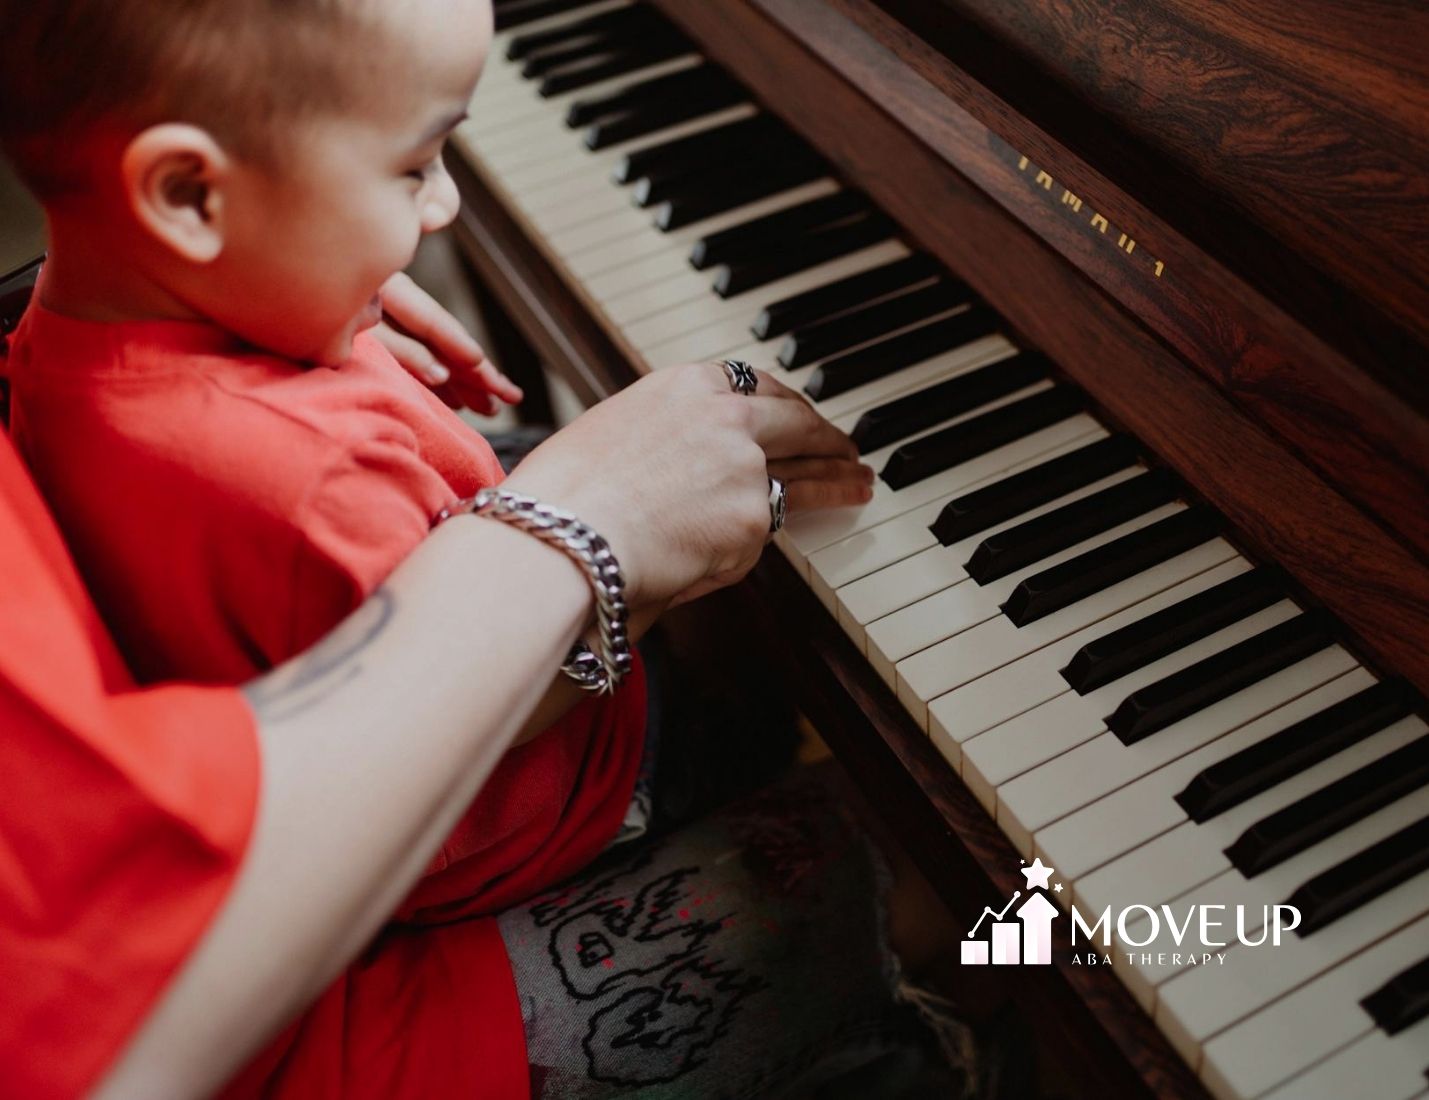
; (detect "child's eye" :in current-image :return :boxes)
[406,160,437,184]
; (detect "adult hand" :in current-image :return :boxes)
[373,272,523,416]
[501,363,870,609]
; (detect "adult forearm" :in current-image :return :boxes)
[95,516,592,1100]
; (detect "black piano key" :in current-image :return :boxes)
[851,352,1052,453]
[1224,735,1429,878]
[566,63,735,127]
[508,4,656,60]
[584,82,745,150]
[520,11,682,79]
[1289,814,1429,936]
[522,31,656,80]
[715,214,896,297]
[1175,680,1419,824]
[646,139,819,208]
[929,434,1139,546]
[614,115,787,184]
[494,0,602,33]
[1105,612,1336,745]
[1061,568,1284,694]
[688,191,872,270]
[881,385,1084,492]
[540,38,693,98]
[1362,955,1429,1036]
[777,278,972,368]
[654,154,826,230]
[964,468,1178,585]
[1002,507,1223,628]
[805,306,999,399]
[753,254,942,339]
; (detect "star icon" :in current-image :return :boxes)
[1020,857,1055,891]
[1054,883,1064,893]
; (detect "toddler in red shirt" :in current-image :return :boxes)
[2,0,648,930]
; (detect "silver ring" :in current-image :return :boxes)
[720,359,758,395]
[768,476,788,534]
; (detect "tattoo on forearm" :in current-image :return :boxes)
[243,591,395,722]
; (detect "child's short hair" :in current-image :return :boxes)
[0,0,372,197]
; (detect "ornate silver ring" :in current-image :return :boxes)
[768,476,788,534]
[720,359,758,395]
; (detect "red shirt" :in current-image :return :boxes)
[0,430,258,1098]
[0,430,526,1099]
[6,303,648,1096]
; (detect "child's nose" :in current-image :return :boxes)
[419,161,460,233]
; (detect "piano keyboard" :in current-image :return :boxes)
[459,3,1429,1097]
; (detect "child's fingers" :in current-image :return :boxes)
[377,272,485,368]
[473,360,524,404]
[437,375,498,417]
[372,324,451,387]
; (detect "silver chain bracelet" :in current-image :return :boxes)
[433,487,632,694]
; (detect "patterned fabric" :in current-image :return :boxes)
[499,775,971,1099]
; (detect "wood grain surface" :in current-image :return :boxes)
[651,0,1429,698]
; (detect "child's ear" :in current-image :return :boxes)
[121,124,230,264]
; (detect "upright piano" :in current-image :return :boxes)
[447,2,1429,1096]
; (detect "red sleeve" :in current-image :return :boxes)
[281,428,459,660]
[0,442,259,1098]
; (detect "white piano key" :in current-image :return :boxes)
[995,643,1360,854]
[871,491,1176,686]
[924,558,1254,765]
[816,335,1018,426]
[520,166,635,216]
[808,433,1110,608]
[480,44,697,110]
[784,414,1102,579]
[585,244,706,302]
[1108,762,1428,1013]
[958,600,1300,813]
[478,78,733,171]
[1201,910,1429,1100]
[1035,668,1377,885]
[782,389,1097,562]
[636,240,912,364]
[500,105,755,191]
[1155,866,1429,1066]
[471,71,697,154]
[1062,702,1424,923]
[853,464,1149,646]
[527,182,636,234]
[600,266,715,324]
[1259,1014,1429,1100]
[626,239,917,352]
[1085,714,1425,973]
[475,56,701,135]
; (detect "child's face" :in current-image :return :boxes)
[204,0,491,364]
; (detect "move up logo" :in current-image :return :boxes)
[961,859,1303,968]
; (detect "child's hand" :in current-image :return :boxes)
[373,273,524,416]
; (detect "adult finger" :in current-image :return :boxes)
[766,456,875,510]
[743,393,859,461]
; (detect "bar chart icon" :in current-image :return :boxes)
[960,858,1062,967]
[961,890,1022,965]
